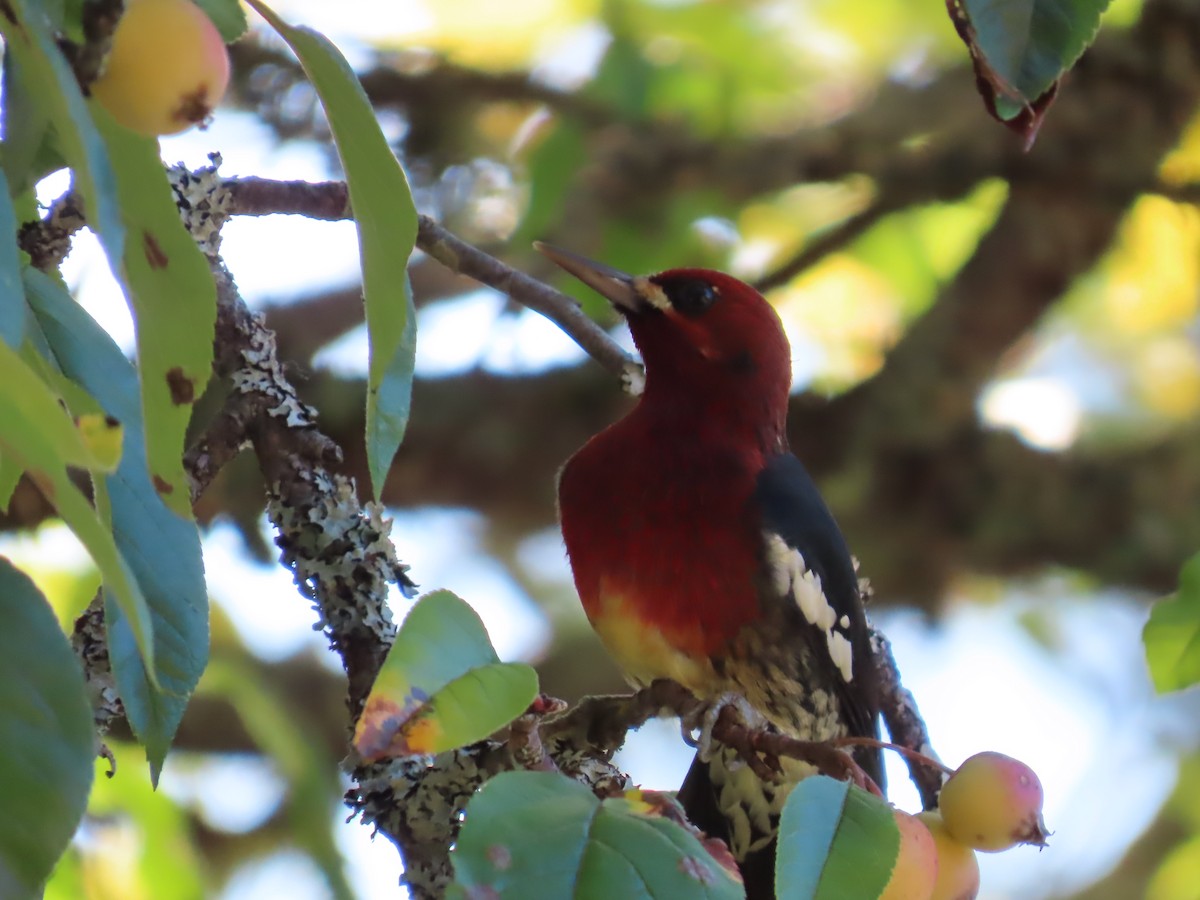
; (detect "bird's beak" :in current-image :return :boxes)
[534,242,644,313]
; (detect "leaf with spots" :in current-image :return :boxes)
[0,337,118,475]
[453,772,744,899]
[91,105,217,519]
[1145,551,1200,693]
[74,413,123,471]
[246,0,418,501]
[0,315,156,686]
[24,267,207,782]
[0,559,94,899]
[353,590,537,760]
[775,776,899,900]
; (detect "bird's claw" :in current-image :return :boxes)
[680,692,763,764]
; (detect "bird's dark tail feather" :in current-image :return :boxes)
[677,744,885,900]
[677,754,776,900]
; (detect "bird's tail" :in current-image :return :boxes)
[677,752,777,900]
[677,743,885,900]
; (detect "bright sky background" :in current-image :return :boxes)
[12,5,1199,898]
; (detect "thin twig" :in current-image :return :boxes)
[415,214,640,384]
[754,203,893,293]
[508,695,568,773]
[224,176,351,220]
[830,736,954,777]
[221,176,642,386]
[544,679,887,796]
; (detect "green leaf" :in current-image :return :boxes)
[25,268,207,780]
[583,793,741,898]
[453,772,743,899]
[0,558,94,900]
[1145,552,1200,693]
[193,0,249,42]
[0,330,155,692]
[954,0,1111,105]
[353,590,538,759]
[0,339,108,474]
[0,0,124,266]
[246,0,417,500]
[92,107,216,519]
[0,49,54,195]
[776,776,899,900]
[0,173,28,349]
[381,661,539,757]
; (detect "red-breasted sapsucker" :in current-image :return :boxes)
[541,243,883,898]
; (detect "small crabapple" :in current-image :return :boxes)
[878,809,938,900]
[937,751,1049,853]
[917,810,981,900]
[92,0,230,137]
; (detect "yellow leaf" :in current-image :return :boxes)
[1105,196,1200,335]
[75,413,123,472]
[1134,337,1200,420]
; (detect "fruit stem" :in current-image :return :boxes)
[830,737,956,778]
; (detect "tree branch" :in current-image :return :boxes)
[228,39,618,129]
[221,175,642,386]
[18,191,86,272]
[71,592,123,742]
[753,202,895,293]
[871,628,942,809]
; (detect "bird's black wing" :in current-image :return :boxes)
[677,453,883,898]
[753,451,882,779]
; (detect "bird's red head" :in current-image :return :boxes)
[536,243,792,444]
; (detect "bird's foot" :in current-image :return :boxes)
[680,692,764,764]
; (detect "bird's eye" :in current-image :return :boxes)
[662,278,720,317]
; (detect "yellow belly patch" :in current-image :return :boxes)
[590,590,716,693]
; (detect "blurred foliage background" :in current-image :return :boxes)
[9,0,1200,896]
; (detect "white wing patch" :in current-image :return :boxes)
[763,533,855,682]
[826,630,854,683]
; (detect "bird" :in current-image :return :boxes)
[540,242,884,898]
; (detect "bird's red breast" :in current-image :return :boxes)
[558,399,772,693]
[549,259,795,693]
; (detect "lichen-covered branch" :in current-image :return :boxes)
[71,592,123,743]
[205,256,413,714]
[183,390,256,502]
[59,0,123,89]
[18,191,86,272]
[871,629,942,809]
